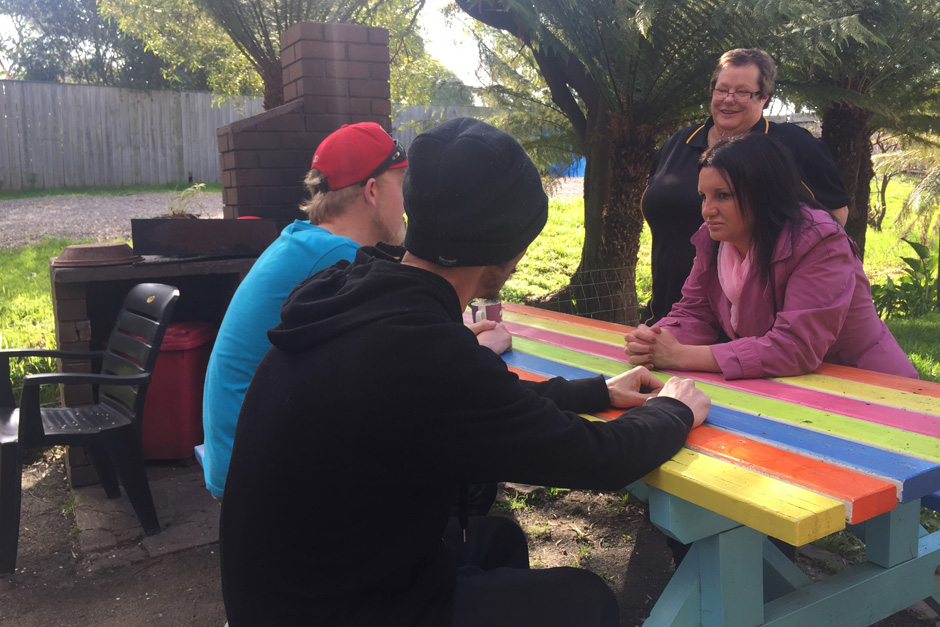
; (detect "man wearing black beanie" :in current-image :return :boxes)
[220,118,710,627]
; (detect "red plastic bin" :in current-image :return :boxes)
[141,321,215,460]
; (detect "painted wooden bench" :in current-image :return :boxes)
[492,303,940,626]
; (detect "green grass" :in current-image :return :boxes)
[1,181,937,392]
[0,182,222,202]
[572,539,592,567]
[0,238,75,352]
[507,178,934,306]
[0,237,82,404]
[500,180,939,382]
[501,198,586,302]
[923,508,940,534]
[885,313,940,382]
[545,486,571,499]
[62,490,79,516]
[863,176,939,283]
[811,529,866,572]
[528,522,552,539]
[502,197,655,306]
[508,491,534,511]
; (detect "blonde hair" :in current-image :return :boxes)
[299,168,361,225]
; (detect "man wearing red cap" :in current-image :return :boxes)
[202,122,410,498]
[221,118,709,627]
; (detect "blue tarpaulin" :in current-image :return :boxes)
[547,156,585,178]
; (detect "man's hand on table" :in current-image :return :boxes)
[467,319,512,355]
[657,377,710,427]
[605,367,664,407]
[607,368,710,427]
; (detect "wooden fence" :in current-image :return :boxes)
[0,81,264,191]
[0,81,493,192]
[391,104,494,148]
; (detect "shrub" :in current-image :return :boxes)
[871,239,939,319]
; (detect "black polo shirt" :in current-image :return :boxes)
[640,117,850,325]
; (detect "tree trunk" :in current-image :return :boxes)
[869,174,890,231]
[530,108,654,326]
[820,102,873,257]
[261,61,284,110]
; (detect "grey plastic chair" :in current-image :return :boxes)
[0,283,179,574]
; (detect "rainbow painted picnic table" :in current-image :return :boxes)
[493,303,940,627]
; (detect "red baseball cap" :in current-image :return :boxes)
[310,122,408,191]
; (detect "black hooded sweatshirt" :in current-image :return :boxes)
[220,245,694,626]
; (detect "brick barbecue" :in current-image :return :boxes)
[218,21,393,227]
[50,21,394,485]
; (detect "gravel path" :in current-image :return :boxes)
[0,178,584,250]
[0,192,224,249]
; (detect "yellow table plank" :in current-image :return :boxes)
[501,309,623,345]
[776,373,940,417]
[643,448,846,546]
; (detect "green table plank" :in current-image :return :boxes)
[511,336,940,463]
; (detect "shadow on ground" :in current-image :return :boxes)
[2,453,939,626]
[0,450,225,626]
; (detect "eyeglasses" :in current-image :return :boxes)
[711,88,762,102]
[360,140,406,185]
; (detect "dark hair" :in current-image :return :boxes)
[710,48,777,109]
[698,133,815,282]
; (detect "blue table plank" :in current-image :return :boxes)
[708,406,940,504]
[502,349,600,381]
[504,349,940,504]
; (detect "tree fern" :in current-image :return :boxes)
[872,137,940,241]
[454,0,823,321]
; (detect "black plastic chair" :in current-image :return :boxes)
[0,283,179,574]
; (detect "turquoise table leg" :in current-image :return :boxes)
[647,486,740,543]
[763,501,940,627]
[645,526,767,627]
[699,526,766,627]
[762,530,940,625]
[862,499,919,568]
[640,491,940,626]
[644,488,766,626]
[645,542,703,626]
[762,539,812,602]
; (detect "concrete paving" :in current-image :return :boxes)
[72,462,220,574]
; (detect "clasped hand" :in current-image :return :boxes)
[623,324,682,369]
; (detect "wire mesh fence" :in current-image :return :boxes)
[522,266,645,325]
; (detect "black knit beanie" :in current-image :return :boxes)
[403,118,548,267]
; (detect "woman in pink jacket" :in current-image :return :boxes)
[625,132,917,380]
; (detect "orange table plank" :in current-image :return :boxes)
[684,427,895,524]
[510,366,896,524]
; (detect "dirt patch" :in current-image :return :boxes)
[0,449,224,626]
[3,453,939,626]
[0,178,581,251]
[0,192,223,249]
[492,484,939,627]
[492,484,674,626]
[545,176,584,200]
[5,183,935,624]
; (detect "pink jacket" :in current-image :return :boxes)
[656,207,918,380]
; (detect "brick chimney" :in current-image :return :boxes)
[217,21,392,226]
